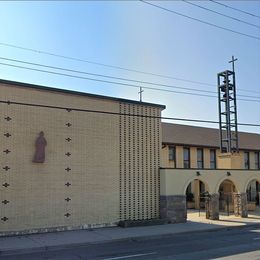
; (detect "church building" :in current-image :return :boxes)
[1,79,259,236]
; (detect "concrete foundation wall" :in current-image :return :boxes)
[160,195,187,223]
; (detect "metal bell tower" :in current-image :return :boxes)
[217,56,239,153]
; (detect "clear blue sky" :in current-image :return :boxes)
[0,1,259,133]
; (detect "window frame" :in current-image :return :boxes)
[210,149,216,169]
[183,147,190,169]
[197,148,204,169]
[168,146,176,162]
[244,151,250,169]
[255,152,260,170]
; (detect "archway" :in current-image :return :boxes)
[246,180,260,211]
[218,179,237,214]
[185,179,208,210]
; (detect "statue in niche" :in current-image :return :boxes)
[33,131,47,163]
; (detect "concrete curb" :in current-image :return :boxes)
[1,222,260,257]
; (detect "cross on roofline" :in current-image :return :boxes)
[138,87,144,102]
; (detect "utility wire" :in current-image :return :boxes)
[0,42,215,87]
[0,61,260,104]
[0,62,217,98]
[183,0,260,29]
[0,57,216,95]
[0,42,259,94]
[209,0,260,20]
[0,99,259,127]
[140,0,260,40]
[1,57,259,100]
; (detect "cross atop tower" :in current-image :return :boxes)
[228,55,238,73]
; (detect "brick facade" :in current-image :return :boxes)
[0,81,163,235]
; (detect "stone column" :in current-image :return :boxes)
[240,192,248,217]
[233,192,248,218]
[160,195,187,223]
[205,193,219,220]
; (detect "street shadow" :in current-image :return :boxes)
[187,209,260,227]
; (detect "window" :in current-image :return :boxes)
[197,148,204,169]
[244,152,250,169]
[183,147,190,169]
[168,146,176,161]
[210,149,216,169]
[255,152,260,170]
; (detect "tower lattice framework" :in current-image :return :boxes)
[217,70,239,153]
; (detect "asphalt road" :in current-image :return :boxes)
[1,226,260,260]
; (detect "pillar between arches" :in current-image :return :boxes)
[233,192,248,218]
[205,193,219,220]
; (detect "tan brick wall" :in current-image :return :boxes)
[161,146,175,168]
[249,151,255,169]
[176,146,183,168]
[217,152,243,169]
[204,148,210,168]
[190,147,197,168]
[0,83,162,234]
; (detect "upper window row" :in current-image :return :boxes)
[168,147,216,169]
[168,147,260,170]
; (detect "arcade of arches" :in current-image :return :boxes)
[160,168,260,222]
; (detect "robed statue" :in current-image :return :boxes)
[33,131,47,163]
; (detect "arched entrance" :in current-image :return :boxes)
[186,179,208,210]
[218,179,237,214]
[246,180,260,211]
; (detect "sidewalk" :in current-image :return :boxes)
[0,210,260,256]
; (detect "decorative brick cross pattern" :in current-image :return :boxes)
[65,197,71,202]
[3,149,11,154]
[3,166,10,171]
[4,116,12,121]
[66,137,72,142]
[66,123,72,127]
[65,152,71,157]
[65,167,71,172]
[2,183,10,188]
[65,182,71,187]
[2,200,9,204]
[4,133,11,138]
[64,213,71,217]
[1,217,8,221]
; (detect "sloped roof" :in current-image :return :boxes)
[162,122,260,151]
